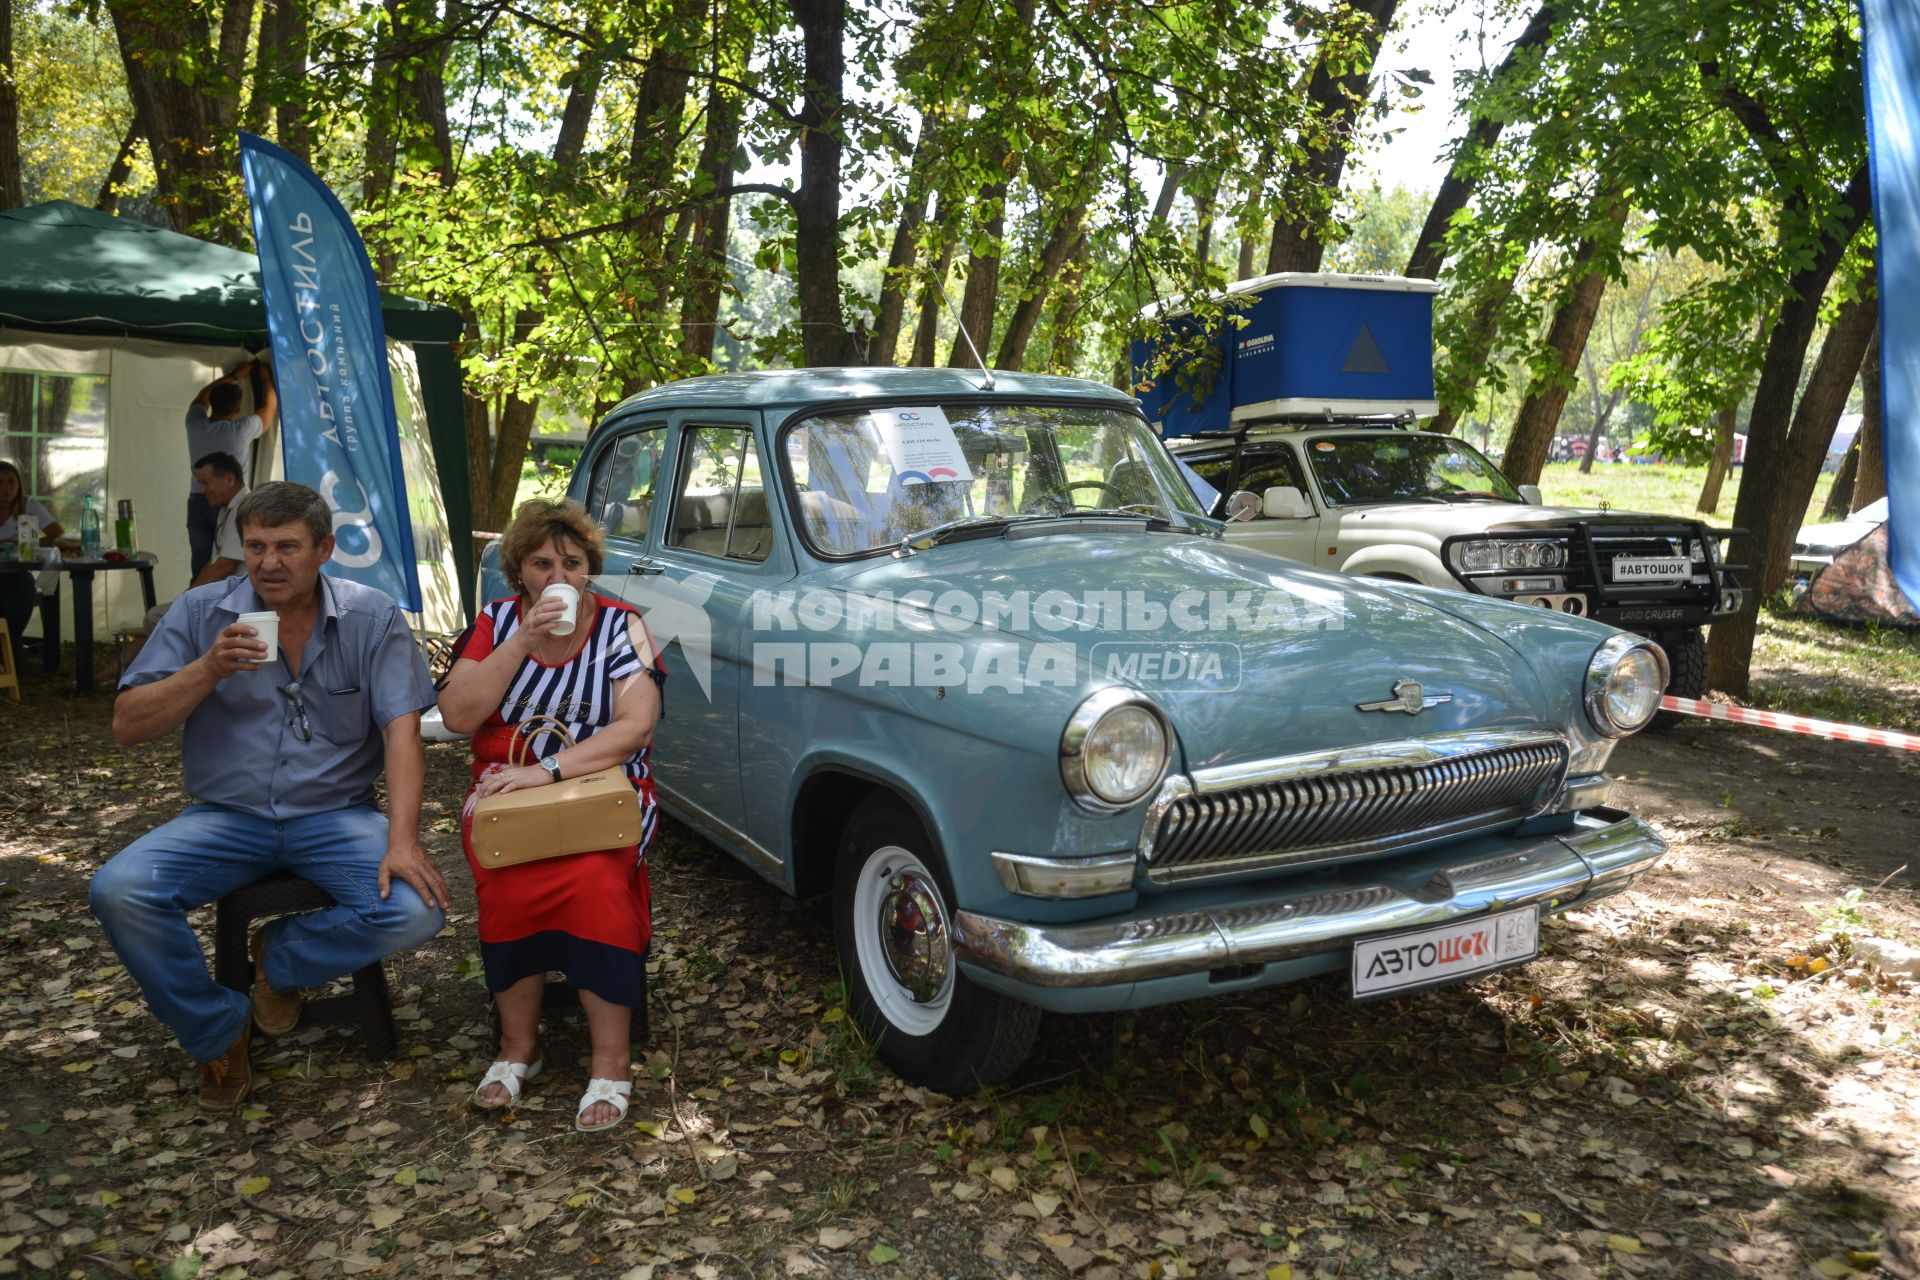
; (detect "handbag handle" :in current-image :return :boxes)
[507,714,579,768]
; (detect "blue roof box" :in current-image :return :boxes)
[1132,273,1441,437]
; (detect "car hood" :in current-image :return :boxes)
[1331,502,1695,537]
[827,526,1555,771]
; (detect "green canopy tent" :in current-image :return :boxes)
[0,200,475,636]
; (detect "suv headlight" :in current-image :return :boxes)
[1584,634,1669,737]
[1457,540,1501,573]
[1061,689,1172,809]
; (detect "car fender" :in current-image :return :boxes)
[1338,543,1452,588]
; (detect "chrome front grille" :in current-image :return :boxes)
[1142,733,1568,884]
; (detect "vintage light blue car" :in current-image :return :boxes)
[480,367,1669,1095]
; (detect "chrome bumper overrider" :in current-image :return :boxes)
[952,808,1664,989]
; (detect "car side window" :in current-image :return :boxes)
[1239,447,1305,497]
[584,424,667,540]
[667,425,773,563]
[1181,452,1237,494]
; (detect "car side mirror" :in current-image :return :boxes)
[1517,484,1543,506]
[1225,490,1262,523]
[1261,486,1313,519]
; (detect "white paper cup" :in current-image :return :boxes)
[541,583,581,636]
[237,610,280,665]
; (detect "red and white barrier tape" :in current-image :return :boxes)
[1658,695,1920,752]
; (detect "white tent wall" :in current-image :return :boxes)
[0,331,462,655]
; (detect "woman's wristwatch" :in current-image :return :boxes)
[539,755,563,782]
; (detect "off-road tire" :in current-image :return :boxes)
[833,799,1040,1095]
[1646,627,1708,730]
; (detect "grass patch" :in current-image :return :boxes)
[1750,610,1920,733]
[1534,460,1837,525]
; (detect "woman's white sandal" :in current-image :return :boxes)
[472,1057,544,1110]
[574,1078,631,1133]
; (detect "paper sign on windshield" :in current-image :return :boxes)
[873,407,971,485]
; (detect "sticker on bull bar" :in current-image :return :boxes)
[1350,905,1540,1000]
[1611,555,1691,582]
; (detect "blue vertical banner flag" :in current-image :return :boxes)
[1861,0,1920,612]
[238,132,421,611]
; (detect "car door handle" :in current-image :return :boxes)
[628,561,666,576]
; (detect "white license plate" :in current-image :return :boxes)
[1612,555,1691,582]
[1351,905,1540,1000]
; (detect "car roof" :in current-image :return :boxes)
[608,367,1141,414]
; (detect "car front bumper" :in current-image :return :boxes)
[951,807,1663,1002]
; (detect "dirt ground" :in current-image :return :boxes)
[1,663,1917,1280]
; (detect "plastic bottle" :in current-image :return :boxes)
[15,513,36,562]
[80,493,102,558]
[115,499,137,552]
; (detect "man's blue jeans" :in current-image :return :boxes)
[89,803,445,1062]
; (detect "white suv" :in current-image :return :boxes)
[1169,422,1745,723]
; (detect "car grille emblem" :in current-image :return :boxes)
[1356,680,1453,715]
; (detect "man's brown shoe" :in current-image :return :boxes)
[198,1026,253,1112]
[249,925,303,1036]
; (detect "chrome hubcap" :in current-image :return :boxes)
[877,869,951,1003]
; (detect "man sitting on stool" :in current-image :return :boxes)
[90,482,450,1110]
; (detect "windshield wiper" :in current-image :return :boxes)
[898,513,1053,554]
[1430,491,1524,504]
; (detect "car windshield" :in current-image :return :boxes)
[783,403,1210,556]
[1305,433,1523,507]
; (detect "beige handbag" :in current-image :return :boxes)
[470,716,638,869]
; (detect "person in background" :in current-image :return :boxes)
[186,360,276,578]
[436,499,664,1133]
[90,481,448,1111]
[187,453,250,589]
[106,453,252,680]
[0,457,65,641]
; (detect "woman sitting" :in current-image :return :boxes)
[0,458,64,641]
[437,499,665,1132]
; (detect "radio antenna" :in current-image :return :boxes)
[934,276,995,390]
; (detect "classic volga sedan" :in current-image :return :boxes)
[479,367,1670,1095]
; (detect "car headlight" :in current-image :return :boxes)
[1457,541,1500,573]
[1061,689,1172,809]
[1501,540,1565,570]
[1583,634,1670,737]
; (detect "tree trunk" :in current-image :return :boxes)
[1696,404,1736,514]
[909,227,956,368]
[947,178,1007,368]
[1855,326,1885,510]
[1577,387,1624,475]
[1,0,23,211]
[1192,174,1219,276]
[215,0,256,135]
[93,123,139,213]
[484,398,538,532]
[1406,3,1555,280]
[108,0,246,241]
[1150,163,1188,226]
[1047,234,1091,372]
[393,0,452,183]
[994,207,1085,370]
[870,123,939,365]
[1500,205,1627,486]
[678,83,743,364]
[1710,167,1871,694]
[791,0,863,367]
[1264,0,1399,275]
[277,0,310,160]
[1747,271,1878,595]
[1822,441,1859,519]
